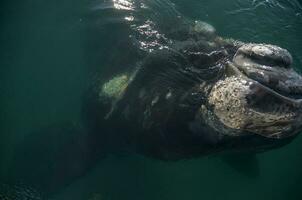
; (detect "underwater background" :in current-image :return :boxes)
[1,0,302,199]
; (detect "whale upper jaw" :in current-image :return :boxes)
[233,44,302,139]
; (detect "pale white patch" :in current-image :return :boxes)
[151,96,159,106]
[208,77,251,130]
[252,45,273,56]
[124,16,134,21]
[193,20,216,36]
[113,0,134,10]
[165,91,172,99]
[100,74,129,99]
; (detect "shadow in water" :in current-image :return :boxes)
[221,154,260,178]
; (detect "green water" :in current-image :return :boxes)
[1,0,302,199]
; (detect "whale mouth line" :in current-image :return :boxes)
[234,64,302,108]
[226,62,302,108]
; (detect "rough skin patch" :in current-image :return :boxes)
[208,76,251,130]
[208,76,296,137]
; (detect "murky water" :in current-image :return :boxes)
[1,0,302,199]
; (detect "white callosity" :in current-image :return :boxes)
[208,76,251,131]
[208,75,296,138]
[234,43,293,68]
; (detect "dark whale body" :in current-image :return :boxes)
[83,37,297,161]
[2,0,302,198]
